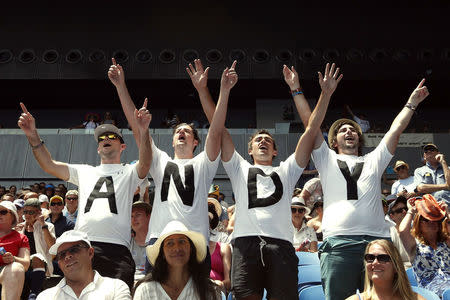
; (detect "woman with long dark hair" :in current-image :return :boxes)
[133,220,220,300]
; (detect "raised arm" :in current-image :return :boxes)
[108,58,142,146]
[383,79,429,154]
[18,103,70,181]
[202,63,237,161]
[294,63,342,167]
[133,98,153,179]
[416,154,450,194]
[186,59,236,162]
[398,198,418,258]
[283,65,312,127]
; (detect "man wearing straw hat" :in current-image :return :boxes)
[311,79,430,300]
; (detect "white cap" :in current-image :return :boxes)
[49,230,91,255]
[39,194,49,203]
[0,201,19,226]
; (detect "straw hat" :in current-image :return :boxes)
[146,220,206,266]
[208,197,222,218]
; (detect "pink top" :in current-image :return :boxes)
[210,242,224,281]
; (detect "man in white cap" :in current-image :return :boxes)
[63,190,79,224]
[18,101,152,290]
[37,230,130,300]
[38,194,50,217]
[311,79,429,299]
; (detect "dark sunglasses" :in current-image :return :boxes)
[0,210,10,216]
[291,207,306,214]
[66,197,78,201]
[391,207,407,214]
[50,202,64,206]
[395,165,407,171]
[56,244,89,261]
[98,134,119,142]
[23,210,38,215]
[364,254,391,263]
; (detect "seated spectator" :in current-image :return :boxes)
[37,230,131,299]
[130,201,152,277]
[391,160,416,197]
[0,201,30,300]
[0,186,5,198]
[53,186,65,198]
[398,194,449,297]
[44,184,55,199]
[57,184,67,196]
[9,185,17,198]
[71,112,100,129]
[133,220,221,299]
[46,196,75,238]
[307,199,324,241]
[31,183,40,194]
[345,239,425,300]
[386,196,411,268]
[208,197,229,243]
[63,190,79,224]
[38,183,46,195]
[414,144,450,205]
[208,198,231,293]
[16,198,56,298]
[101,111,117,126]
[13,198,25,225]
[300,177,323,209]
[345,104,370,133]
[1,193,15,202]
[291,198,318,252]
[38,194,50,218]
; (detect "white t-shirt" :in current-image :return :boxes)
[312,140,393,239]
[223,151,304,243]
[36,271,130,300]
[68,163,143,247]
[134,277,200,300]
[391,176,415,195]
[146,142,220,244]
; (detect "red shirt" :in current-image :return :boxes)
[0,230,29,266]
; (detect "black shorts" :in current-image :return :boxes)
[91,241,135,290]
[231,236,298,300]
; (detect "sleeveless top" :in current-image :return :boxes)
[412,240,450,297]
[210,242,224,281]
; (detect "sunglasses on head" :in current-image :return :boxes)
[23,210,38,215]
[56,243,89,261]
[364,254,391,263]
[98,133,119,142]
[291,207,306,214]
[0,210,9,216]
[50,202,64,207]
[391,207,407,214]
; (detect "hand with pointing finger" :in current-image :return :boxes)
[134,98,152,133]
[18,102,37,136]
[220,60,238,92]
[108,58,126,88]
[407,79,429,107]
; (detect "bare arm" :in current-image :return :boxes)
[1,247,30,270]
[294,63,343,167]
[108,58,142,147]
[398,198,417,258]
[18,103,70,181]
[186,59,236,162]
[417,154,450,193]
[383,79,430,154]
[220,243,232,291]
[282,65,312,127]
[133,99,153,179]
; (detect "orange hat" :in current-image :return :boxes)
[415,194,445,221]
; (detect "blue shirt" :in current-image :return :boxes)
[414,162,450,204]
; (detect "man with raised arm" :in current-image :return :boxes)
[18,101,152,290]
[108,58,236,271]
[310,80,429,300]
[188,59,342,300]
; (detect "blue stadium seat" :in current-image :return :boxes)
[297,265,322,293]
[298,285,325,300]
[296,252,320,266]
[227,292,233,300]
[443,288,450,300]
[221,291,226,300]
[411,286,440,300]
[406,267,418,286]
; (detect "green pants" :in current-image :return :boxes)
[319,235,388,300]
